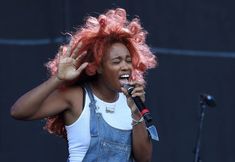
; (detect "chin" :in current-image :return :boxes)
[117,84,124,92]
[111,83,122,93]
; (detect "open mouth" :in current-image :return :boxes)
[119,74,130,85]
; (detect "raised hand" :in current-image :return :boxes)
[57,43,88,81]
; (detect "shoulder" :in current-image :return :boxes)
[61,85,84,104]
[51,85,84,110]
[62,85,86,125]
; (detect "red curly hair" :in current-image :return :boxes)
[44,8,157,138]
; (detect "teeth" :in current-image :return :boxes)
[120,74,129,79]
[119,74,129,86]
[122,74,129,78]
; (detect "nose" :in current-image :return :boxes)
[121,60,132,71]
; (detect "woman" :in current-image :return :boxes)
[11,8,157,162]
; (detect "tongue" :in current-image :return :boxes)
[119,79,129,86]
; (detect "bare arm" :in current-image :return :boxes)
[131,110,152,162]
[11,76,68,120]
[11,43,88,120]
[122,82,152,162]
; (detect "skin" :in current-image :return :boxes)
[11,42,152,162]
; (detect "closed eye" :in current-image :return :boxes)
[112,59,121,64]
[126,57,132,63]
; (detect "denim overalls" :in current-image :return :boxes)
[68,85,134,162]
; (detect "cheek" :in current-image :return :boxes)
[104,64,119,74]
[103,67,120,82]
[107,68,119,79]
[101,62,121,78]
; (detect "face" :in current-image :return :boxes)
[97,42,133,92]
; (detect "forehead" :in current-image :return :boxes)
[105,42,131,59]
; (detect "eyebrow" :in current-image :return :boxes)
[111,55,131,60]
[111,56,122,60]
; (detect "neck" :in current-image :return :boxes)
[90,81,118,103]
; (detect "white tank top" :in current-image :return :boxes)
[65,91,132,162]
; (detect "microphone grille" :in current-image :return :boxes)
[123,84,134,94]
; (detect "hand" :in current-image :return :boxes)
[57,43,88,81]
[121,81,145,113]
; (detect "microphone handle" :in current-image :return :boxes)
[125,84,153,124]
[131,96,153,124]
[125,84,159,141]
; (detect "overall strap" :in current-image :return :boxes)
[84,84,98,137]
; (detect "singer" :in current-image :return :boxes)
[10,8,157,162]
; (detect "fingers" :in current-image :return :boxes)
[74,62,89,75]
[65,45,72,57]
[128,80,145,88]
[71,42,82,59]
[121,87,129,96]
[58,46,65,60]
[129,86,145,98]
[64,40,82,58]
[61,40,87,67]
[75,51,86,61]
[73,51,87,68]
[122,81,145,98]
[67,42,86,63]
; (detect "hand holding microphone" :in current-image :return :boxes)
[122,82,159,141]
[122,82,152,124]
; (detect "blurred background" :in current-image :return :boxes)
[0,0,235,161]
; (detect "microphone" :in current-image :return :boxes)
[123,83,159,141]
[200,94,216,107]
[122,84,153,124]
